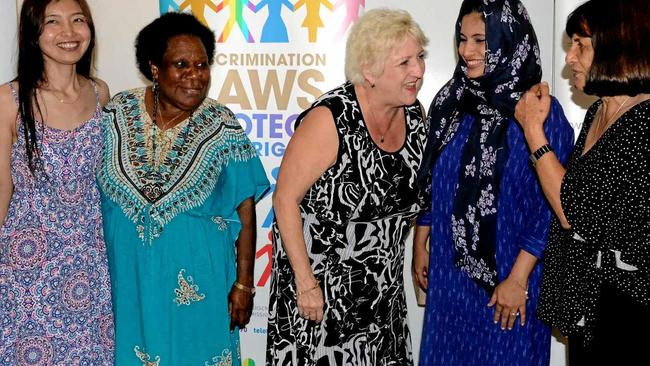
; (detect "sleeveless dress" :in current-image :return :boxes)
[266,82,429,366]
[0,82,114,365]
[98,88,269,366]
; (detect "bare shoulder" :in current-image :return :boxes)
[0,83,18,131]
[92,77,111,107]
[283,105,338,170]
[294,106,336,136]
[289,106,338,151]
[275,106,339,198]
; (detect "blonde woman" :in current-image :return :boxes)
[266,8,429,365]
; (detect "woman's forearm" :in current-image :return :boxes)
[413,225,430,250]
[235,197,256,287]
[524,126,570,229]
[273,192,318,288]
[507,250,538,287]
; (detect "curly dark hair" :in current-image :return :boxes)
[135,12,216,81]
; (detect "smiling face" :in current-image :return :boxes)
[458,12,486,79]
[38,0,91,67]
[368,35,426,106]
[566,34,594,91]
[151,34,211,112]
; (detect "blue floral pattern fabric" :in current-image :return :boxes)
[419,0,543,292]
[0,82,114,365]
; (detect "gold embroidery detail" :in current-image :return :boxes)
[134,346,160,366]
[204,348,233,366]
[174,269,206,305]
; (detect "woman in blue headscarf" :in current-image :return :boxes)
[413,0,574,364]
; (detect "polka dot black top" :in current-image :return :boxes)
[538,99,650,343]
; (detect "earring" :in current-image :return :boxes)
[152,78,159,95]
[152,78,160,124]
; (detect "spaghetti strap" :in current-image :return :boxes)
[90,79,100,109]
[7,81,19,107]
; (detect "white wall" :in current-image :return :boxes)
[91,1,159,93]
[0,1,17,84]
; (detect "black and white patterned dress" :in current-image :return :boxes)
[266,82,428,366]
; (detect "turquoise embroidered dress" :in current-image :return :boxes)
[97,88,269,366]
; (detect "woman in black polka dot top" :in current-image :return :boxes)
[513,0,650,364]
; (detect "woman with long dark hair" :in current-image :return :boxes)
[0,0,114,364]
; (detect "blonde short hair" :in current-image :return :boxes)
[345,8,428,85]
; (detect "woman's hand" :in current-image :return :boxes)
[515,82,551,134]
[488,276,528,330]
[412,245,429,290]
[296,279,324,323]
[412,225,431,290]
[228,285,254,330]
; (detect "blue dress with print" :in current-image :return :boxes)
[418,99,574,366]
[98,88,269,366]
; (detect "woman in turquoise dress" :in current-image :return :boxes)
[98,13,269,365]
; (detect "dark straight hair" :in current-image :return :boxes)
[456,0,486,48]
[459,0,484,20]
[15,0,96,173]
[566,0,650,96]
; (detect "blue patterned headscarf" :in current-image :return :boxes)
[419,0,542,294]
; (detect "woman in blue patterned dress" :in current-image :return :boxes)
[98,12,269,366]
[413,0,574,365]
[0,0,114,364]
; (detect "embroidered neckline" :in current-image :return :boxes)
[98,88,258,244]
